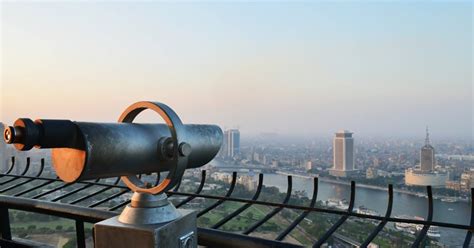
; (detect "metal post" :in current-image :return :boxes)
[0,207,12,240]
[75,220,85,248]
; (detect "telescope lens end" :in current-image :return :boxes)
[4,127,14,144]
[4,126,23,144]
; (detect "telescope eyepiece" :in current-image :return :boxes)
[4,118,84,151]
[4,126,17,144]
[4,118,41,151]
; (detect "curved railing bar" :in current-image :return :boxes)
[411,186,433,248]
[198,172,237,218]
[168,188,472,230]
[50,179,101,202]
[107,174,152,211]
[212,173,264,229]
[88,189,131,208]
[243,175,293,235]
[0,157,471,247]
[0,157,15,177]
[113,177,121,185]
[276,177,318,241]
[463,188,474,248]
[360,184,393,247]
[0,172,128,189]
[313,181,356,247]
[0,159,45,193]
[32,185,68,198]
[67,177,120,205]
[14,178,58,197]
[81,177,122,207]
[0,157,30,185]
[108,171,207,212]
[68,186,115,205]
[174,170,207,208]
[108,199,131,211]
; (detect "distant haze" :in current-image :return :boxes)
[1,2,472,138]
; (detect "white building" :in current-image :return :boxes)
[405,168,448,187]
[223,129,240,158]
[329,130,357,177]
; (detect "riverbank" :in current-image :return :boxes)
[275,170,469,203]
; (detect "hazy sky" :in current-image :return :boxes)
[1,2,472,138]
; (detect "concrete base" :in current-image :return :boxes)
[94,209,197,248]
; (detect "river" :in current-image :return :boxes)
[211,161,471,246]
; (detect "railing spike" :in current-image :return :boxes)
[197,171,237,218]
[243,175,293,235]
[411,186,433,248]
[276,177,318,241]
[212,173,264,229]
[360,184,393,247]
[174,170,207,208]
[313,181,356,247]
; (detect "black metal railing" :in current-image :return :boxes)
[0,156,472,248]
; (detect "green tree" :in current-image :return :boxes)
[246,211,254,220]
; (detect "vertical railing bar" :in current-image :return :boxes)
[242,175,293,235]
[75,220,86,248]
[276,177,318,241]
[172,177,181,192]
[113,177,121,185]
[197,172,237,218]
[0,157,30,185]
[175,170,207,208]
[0,207,11,240]
[155,172,161,187]
[411,186,433,248]
[360,184,393,247]
[313,181,356,247]
[0,159,45,193]
[463,188,474,248]
[212,173,264,229]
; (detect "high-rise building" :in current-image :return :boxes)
[405,127,448,187]
[329,130,356,177]
[223,129,240,158]
[420,127,435,172]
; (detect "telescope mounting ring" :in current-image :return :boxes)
[118,101,188,195]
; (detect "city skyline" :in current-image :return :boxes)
[1,2,472,138]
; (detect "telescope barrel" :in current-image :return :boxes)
[4,119,222,182]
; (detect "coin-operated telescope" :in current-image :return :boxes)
[4,101,223,248]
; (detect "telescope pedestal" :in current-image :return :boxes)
[94,193,197,248]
